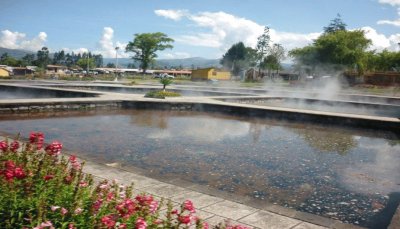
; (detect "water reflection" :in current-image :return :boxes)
[0,110,398,227]
[294,127,358,155]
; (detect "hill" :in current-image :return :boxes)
[0,47,34,59]
[103,57,221,69]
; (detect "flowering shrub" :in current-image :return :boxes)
[0,132,250,229]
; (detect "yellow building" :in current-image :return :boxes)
[0,68,11,78]
[191,68,231,80]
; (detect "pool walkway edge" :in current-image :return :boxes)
[81,156,363,229]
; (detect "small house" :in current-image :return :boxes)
[46,65,68,75]
[191,68,231,81]
[0,67,11,78]
[12,67,35,76]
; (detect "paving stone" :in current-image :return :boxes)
[171,191,224,209]
[239,210,302,229]
[202,200,258,220]
[293,222,328,229]
[141,183,190,198]
[205,215,254,228]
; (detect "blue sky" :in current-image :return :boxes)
[1,0,399,59]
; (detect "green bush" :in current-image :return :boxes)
[144,90,181,99]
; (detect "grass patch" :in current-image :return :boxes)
[144,90,181,99]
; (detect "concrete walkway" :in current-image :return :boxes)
[82,158,361,229]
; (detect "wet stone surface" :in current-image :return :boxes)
[0,109,399,228]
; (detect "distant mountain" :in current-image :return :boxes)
[0,47,34,59]
[103,57,221,69]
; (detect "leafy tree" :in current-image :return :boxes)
[21,54,35,66]
[221,42,247,75]
[323,14,347,34]
[127,63,137,69]
[0,53,20,66]
[35,47,50,68]
[261,44,285,77]
[256,27,271,76]
[160,77,173,91]
[106,62,116,68]
[289,28,371,75]
[76,57,96,71]
[52,50,66,65]
[126,32,174,73]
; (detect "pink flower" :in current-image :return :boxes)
[135,218,147,229]
[45,141,63,156]
[14,167,26,179]
[74,208,83,215]
[69,155,77,163]
[118,223,127,229]
[29,132,44,149]
[203,222,209,229]
[178,215,192,225]
[107,192,114,201]
[148,200,159,213]
[93,199,103,212]
[116,198,136,218]
[0,140,8,152]
[34,221,54,229]
[51,206,60,212]
[183,200,196,213]
[61,207,68,216]
[101,214,116,228]
[10,141,19,152]
[68,223,76,229]
[79,181,88,187]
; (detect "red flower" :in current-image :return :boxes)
[5,160,16,170]
[183,200,196,213]
[135,218,147,229]
[10,141,19,152]
[14,167,26,179]
[118,224,126,229]
[101,214,116,228]
[44,174,54,181]
[178,215,191,225]
[203,222,209,229]
[4,169,14,181]
[0,140,8,152]
[45,141,62,156]
[171,209,179,215]
[116,198,136,218]
[29,132,45,149]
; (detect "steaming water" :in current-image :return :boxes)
[0,110,399,228]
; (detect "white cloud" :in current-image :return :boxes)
[155,10,320,54]
[378,0,400,6]
[154,9,188,21]
[0,30,47,51]
[96,27,129,58]
[377,0,400,27]
[362,26,400,51]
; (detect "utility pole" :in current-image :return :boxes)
[115,46,120,77]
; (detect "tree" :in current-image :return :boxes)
[262,44,285,78]
[256,27,271,77]
[35,47,50,68]
[106,63,116,68]
[76,57,96,71]
[125,32,174,73]
[0,53,20,66]
[52,50,65,65]
[159,77,173,91]
[127,63,137,69]
[323,14,347,34]
[289,29,371,76]
[21,54,35,66]
[221,42,247,75]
